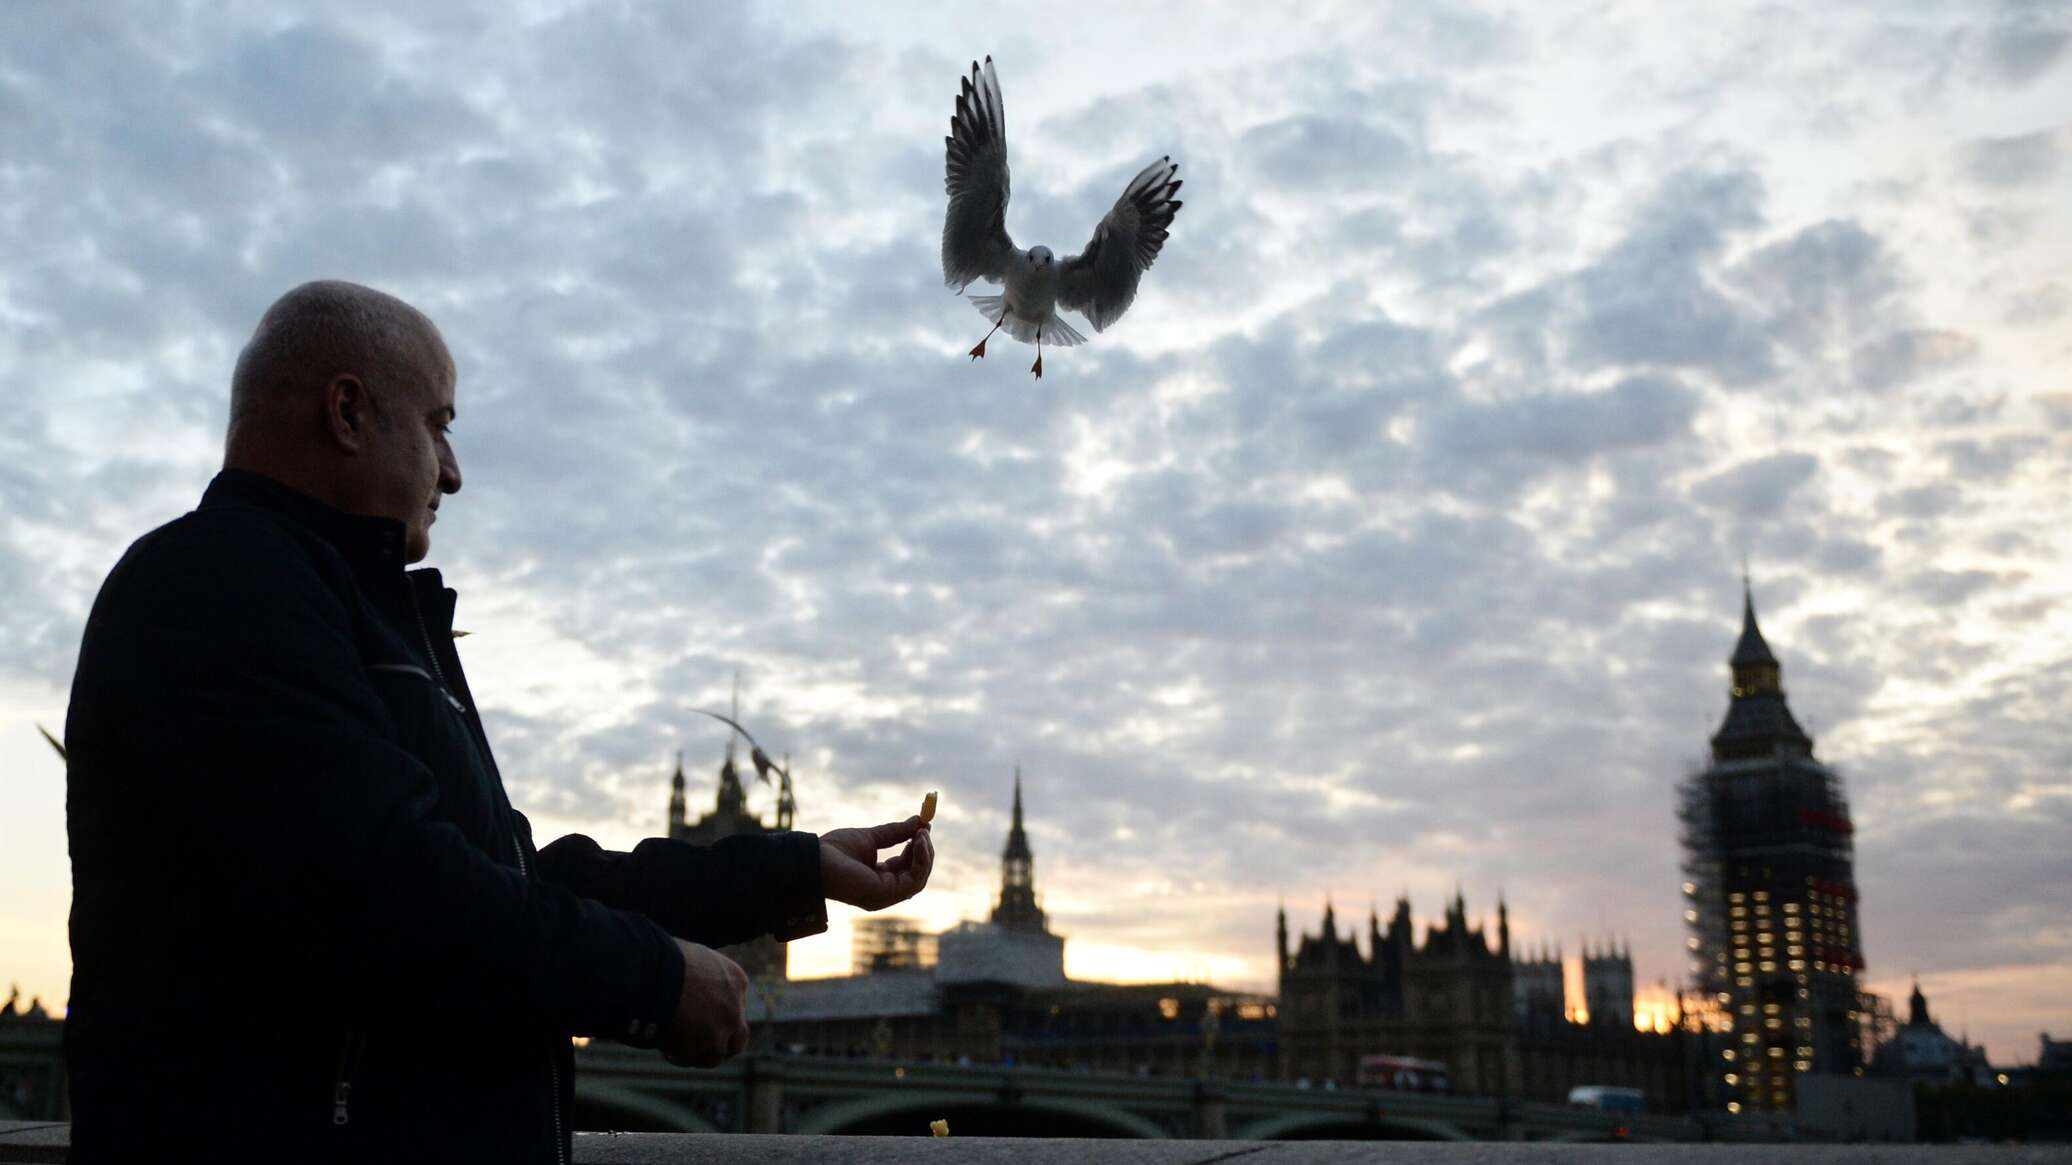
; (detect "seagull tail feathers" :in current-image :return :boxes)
[969,297,1089,347]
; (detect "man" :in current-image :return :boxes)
[63,280,935,1162]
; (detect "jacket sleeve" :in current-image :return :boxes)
[535,830,828,949]
[98,512,682,1040]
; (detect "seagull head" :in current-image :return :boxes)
[1027,245,1054,267]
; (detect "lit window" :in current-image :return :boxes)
[1723,1050,1737,1061]
[1789,960,1806,971]
[1724,1073,1739,1085]
[1728,1102,1742,1114]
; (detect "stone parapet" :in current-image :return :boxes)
[5,1123,2070,1163]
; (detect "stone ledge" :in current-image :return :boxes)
[5,1124,2069,1163]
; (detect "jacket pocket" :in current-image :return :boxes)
[362,663,498,846]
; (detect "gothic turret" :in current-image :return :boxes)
[667,750,687,833]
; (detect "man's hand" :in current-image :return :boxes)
[659,939,750,1068]
[821,816,935,911]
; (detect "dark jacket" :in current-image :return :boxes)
[63,469,826,1162]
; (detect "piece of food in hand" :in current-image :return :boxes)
[930,1118,949,1137]
[920,791,938,824]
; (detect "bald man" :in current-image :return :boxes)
[62,281,934,1163]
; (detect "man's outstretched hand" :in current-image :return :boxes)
[821,816,935,911]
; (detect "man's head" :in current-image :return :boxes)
[225,280,462,563]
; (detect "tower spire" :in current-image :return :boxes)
[1276,896,1290,978]
[1712,578,1811,760]
[667,749,687,833]
[991,765,1045,932]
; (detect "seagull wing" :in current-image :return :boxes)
[691,709,791,785]
[1059,157,1182,333]
[942,56,1016,291]
[692,708,764,754]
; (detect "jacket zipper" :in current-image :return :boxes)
[332,1027,359,1126]
[410,585,567,1165]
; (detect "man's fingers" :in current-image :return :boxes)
[862,816,924,848]
[911,828,935,887]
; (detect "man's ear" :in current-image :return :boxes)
[324,374,370,453]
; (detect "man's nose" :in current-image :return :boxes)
[440,449,463,495]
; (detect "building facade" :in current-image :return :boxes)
[1582,940,1635,1029]
[1276,897,1688,1108]
[1869,980,1992,1085]
[745,775,1277,1077]
[1678,585,1866,1114]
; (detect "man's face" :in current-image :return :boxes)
[356,343,463,564]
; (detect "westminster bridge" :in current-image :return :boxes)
[568,1044,1753,1143]
[0,1018,1797,1144]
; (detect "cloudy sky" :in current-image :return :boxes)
[2,1,2067,1063]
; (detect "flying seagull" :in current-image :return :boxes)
[691,708,787,787]
[942,55,1183,379]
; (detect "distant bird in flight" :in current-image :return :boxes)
[691,707,787,787]
[942,55,1183,379]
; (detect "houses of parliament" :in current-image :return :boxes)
[661,587,1866,1115]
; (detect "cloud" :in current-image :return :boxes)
[1689,452,1821,519]
[1958,126,2067,187]
[1729,220,1903,355]
[1,0,2066,1066]
[1567,166,1777,385]
[1851,329,1980,391]
[2005,281,2069,325]
[1977,2,2071,87]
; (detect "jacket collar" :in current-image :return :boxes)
[200,468,413,572]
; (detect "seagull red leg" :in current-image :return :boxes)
[969,319,1002,361]
[1031,326,1044,380]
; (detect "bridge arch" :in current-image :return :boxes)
[571,1079,719,1133]
[1236,1112,1474,1142]
[795,1091,1168,1138]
